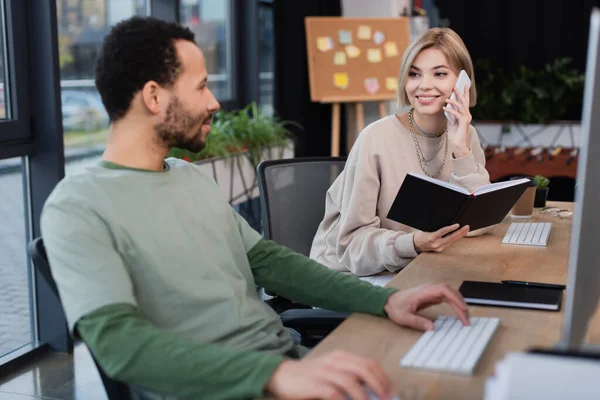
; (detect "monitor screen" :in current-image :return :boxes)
[559,7,600,349]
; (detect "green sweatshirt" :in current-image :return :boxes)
[40,158,396,400]
[78,240,395,399]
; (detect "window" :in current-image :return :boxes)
[0,0,34,363]
[56,0,148,171]
[180,0,232,101]
[0,0,30,147]
[0,157,33,359]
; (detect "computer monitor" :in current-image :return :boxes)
[559,7,600,350]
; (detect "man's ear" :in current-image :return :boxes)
[141,81,163,115]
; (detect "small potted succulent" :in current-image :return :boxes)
[534,175,550,207]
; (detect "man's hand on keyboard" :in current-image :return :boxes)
[384,283,470,331]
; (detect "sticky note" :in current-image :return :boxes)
[367,48,382,63]
[345,45,361,58]
[358,25,371,40]
[317,36,334,52]
[384,41,399,57]
[338,30,352,45]
[385,77,398,91]
[373,31,385,45]
[333,51,347,65]
[334,73,349,89]
[364,78,380,94]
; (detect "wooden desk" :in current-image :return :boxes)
[308,202,600,399]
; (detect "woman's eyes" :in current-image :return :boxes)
[408,71,448,78]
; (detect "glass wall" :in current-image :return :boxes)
[0,157,32,358]
[56,0,148,173]
[180,0,232,101]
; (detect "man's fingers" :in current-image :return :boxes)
[411,285,470,324]
[314,383,346,400]
[443,287,471,326]
[432,286,471,326]
[333,355,392,400]
[400,312,435,331]
[322,369,368,400]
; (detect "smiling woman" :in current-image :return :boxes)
[309,28,492,285]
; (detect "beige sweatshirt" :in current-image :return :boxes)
[309,115,490,276]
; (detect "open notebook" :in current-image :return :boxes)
[387,174,531,232]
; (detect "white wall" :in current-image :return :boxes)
[342,0,410,17]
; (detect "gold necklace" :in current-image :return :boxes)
[408,109,448,178]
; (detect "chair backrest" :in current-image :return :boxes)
[27,237,132,400]
[257,157,346,256]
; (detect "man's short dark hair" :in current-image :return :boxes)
[95,17,195,122]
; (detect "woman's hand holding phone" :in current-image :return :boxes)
[444,70,472,158]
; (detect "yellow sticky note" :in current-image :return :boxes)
[367,48,382,63]
[345,45,361,58]
[334,73,349,89]
[333,51,347,65]
[317,36,334,52]
[358,25,371,40]
[385,77,398,91]
[384,41,399,57]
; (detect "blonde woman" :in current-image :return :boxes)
[310,28,491,285]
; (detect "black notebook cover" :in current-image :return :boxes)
[386,174,529,232]
[459,281,562,311]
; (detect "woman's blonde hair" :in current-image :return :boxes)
[397,28,477,107]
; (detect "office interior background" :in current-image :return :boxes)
[1,0,600,398]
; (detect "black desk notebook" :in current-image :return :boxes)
[386,173,530,232]
[459,281,563,311]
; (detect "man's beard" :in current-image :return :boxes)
[155,96,208,153]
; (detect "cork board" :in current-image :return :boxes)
[304,17,410,103]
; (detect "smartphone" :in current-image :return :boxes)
[444,70,471,125]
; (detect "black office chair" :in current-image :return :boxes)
[27,237,132,400]
[257,157,349,346]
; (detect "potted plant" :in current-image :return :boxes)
[533,175,550,207]
[471,59,583,193]
[472,58,584,125]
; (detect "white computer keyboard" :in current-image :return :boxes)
[502,222,552,246]
[399,316,500,375]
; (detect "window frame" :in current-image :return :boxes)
[0,0,31,158]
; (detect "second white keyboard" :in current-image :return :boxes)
[502,222,552,246]
[399,316,500,375]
